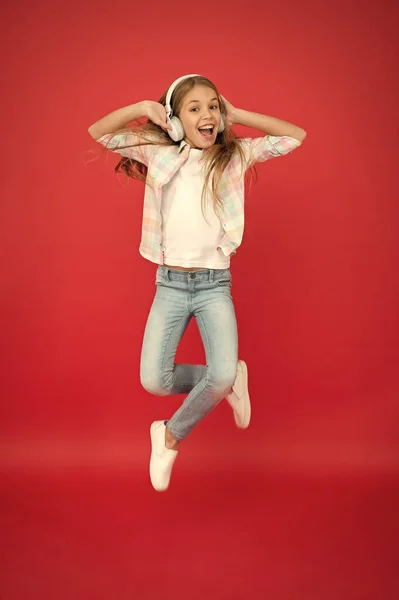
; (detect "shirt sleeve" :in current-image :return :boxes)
[240,135,302,168]
[96,132,159,166]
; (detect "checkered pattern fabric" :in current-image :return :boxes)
[97,133,302,264]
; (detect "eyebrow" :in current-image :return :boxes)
[187,97,219,105]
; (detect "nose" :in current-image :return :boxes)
[200,107,212,119]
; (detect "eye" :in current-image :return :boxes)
[190,105,219,112]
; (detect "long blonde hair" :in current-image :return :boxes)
[99,76,257,215]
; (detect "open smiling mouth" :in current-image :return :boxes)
[198,126,214,138]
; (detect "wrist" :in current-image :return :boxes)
[231,107,245,126]
[137,100,150,118]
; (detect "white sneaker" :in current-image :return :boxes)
[149,421,178,492]
[226,360,251,428]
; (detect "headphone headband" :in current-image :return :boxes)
[165,73,201,118]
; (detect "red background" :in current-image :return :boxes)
[1,1,398,598]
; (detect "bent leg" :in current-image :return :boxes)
[167,287,238,440]
[140,286,206,395]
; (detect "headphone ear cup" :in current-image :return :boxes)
[218,115,225,133]
[167,116,185,142]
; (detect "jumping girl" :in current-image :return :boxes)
[88,74,306,491]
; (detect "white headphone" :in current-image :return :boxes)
[164,74,225,142]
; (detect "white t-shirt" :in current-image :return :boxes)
[161,148,230,269]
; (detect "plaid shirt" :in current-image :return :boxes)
[97,133,302,264]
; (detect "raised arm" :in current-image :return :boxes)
[88,100,173,140]
[88,101,150,139]
[233,108,307,142]
[220,96,306,142]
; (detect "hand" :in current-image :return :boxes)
[144,101,172,132]
[219,95,236,131]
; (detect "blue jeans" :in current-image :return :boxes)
[140,265,238,440]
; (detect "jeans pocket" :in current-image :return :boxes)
[216,276,232,291]
[216,269,232,286]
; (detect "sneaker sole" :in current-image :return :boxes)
[149,421,176,492]
[236,360,251,428]
[149,422,165,491]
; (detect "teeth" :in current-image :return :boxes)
[199,125,213,130]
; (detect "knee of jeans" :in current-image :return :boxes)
[208,367,236,396]
[140,370,169,396]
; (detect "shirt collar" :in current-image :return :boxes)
[178,139,189,153]
[178,140,206,154]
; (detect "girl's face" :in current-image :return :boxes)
[178,84,222,149]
